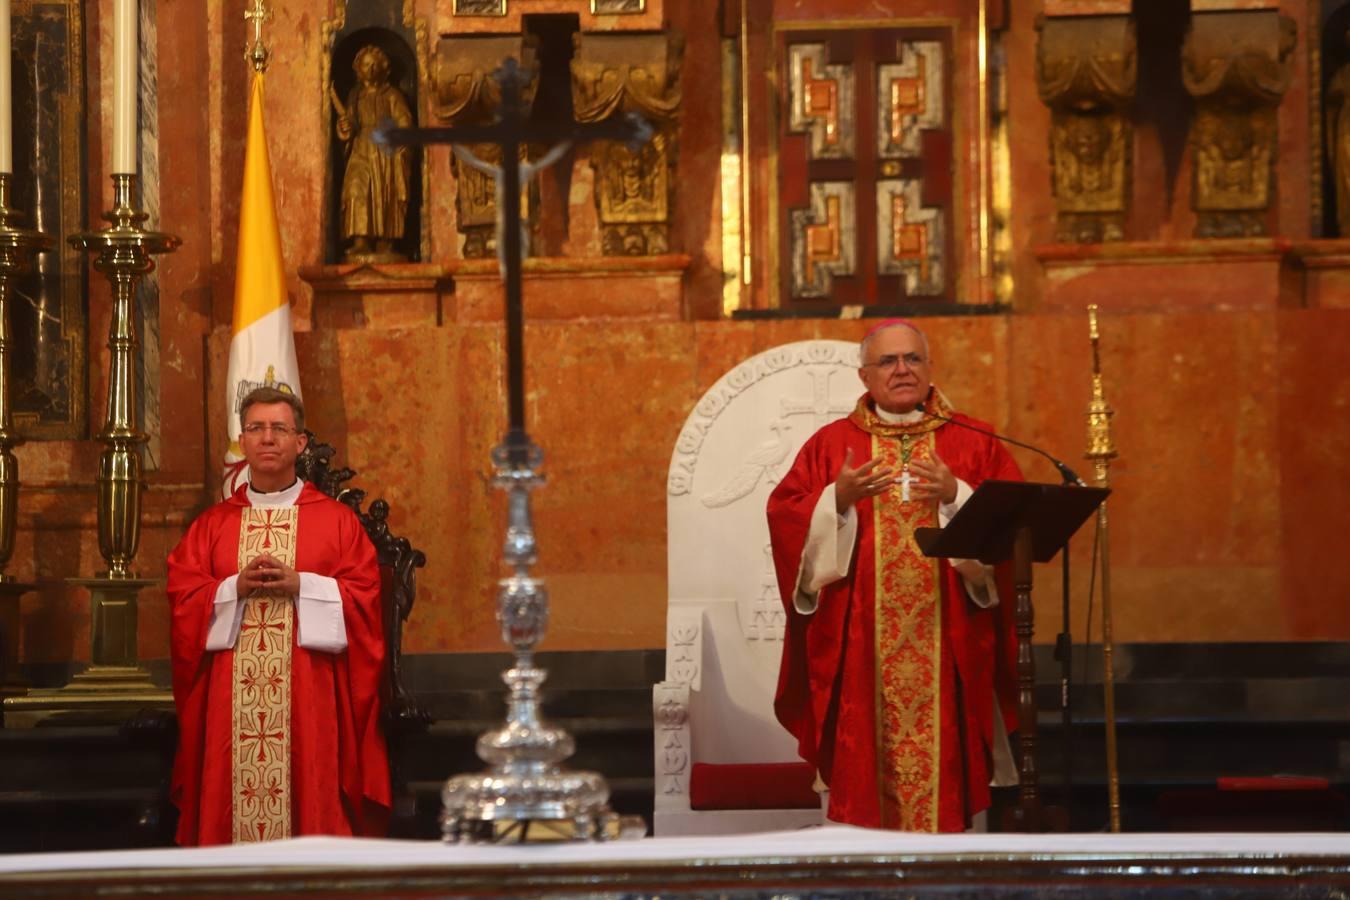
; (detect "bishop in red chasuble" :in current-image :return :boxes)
[167,390,389,845]
[769,322,1021,832]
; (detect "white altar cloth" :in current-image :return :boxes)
[1,826,1349,876]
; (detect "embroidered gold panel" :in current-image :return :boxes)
[871,431,941,832]
[232,507,299,843]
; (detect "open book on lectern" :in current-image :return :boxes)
[913,480,1110,566]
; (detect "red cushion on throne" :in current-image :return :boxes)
[688,762,820,811]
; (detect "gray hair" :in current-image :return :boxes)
[239,386,305,433]
[859,321,931,363]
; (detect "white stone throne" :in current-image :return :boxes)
[655,339,861,836]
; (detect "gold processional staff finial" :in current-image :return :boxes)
[245,0,272,73]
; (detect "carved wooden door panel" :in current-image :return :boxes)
[777,27,954,309]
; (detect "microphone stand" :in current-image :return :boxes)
[917,402,1081,827]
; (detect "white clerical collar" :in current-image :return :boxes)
[246,478,304,509]
[875,406,925,425]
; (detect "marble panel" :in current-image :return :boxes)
[1036,241,1296,311]
[1275,309,1350,639]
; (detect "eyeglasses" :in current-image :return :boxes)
[862,352,927,373]
[242,423,298,437]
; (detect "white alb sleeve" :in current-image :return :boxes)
[296,573,349,653]
[204,575,245,651]
[793,484,859,615]
[938,477,1000,609]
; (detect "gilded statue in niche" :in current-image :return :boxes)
[1326,28,1350,236]
[1035,14,1136,244]
[594,132,669,255]
[332,45,414,263]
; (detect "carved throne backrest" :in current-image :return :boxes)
[296,433,429,734]
[664,340,860,770]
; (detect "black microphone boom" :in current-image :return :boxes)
[915,401,1086,486]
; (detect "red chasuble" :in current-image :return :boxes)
[768,393,1021,832]
[167,483,390,846]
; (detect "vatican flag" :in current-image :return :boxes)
[222,72,301,497]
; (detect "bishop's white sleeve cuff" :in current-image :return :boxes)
[937,478,999,608]
[204,575,244,651]
[296,573,348,653]
[938,477,973,527]
[794,484,858,615]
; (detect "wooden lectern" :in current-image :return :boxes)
[915,480,1108,833]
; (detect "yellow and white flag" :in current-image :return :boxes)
[222,72,301,497]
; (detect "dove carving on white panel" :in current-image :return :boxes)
[699,421,792,509]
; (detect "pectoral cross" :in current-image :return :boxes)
[376,59,649,464]
[899,434,914,502]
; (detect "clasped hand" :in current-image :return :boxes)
[238,554,300,599]
[834,447,958,513]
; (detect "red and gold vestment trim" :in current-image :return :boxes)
[232,506,298,843]
[869,425,942,832]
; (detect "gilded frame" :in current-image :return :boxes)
[452,0,507,15]
[11,0,86,439]
[591,0,647,13]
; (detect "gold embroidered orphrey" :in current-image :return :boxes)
[232,506,299,842]
[851,395,946,832]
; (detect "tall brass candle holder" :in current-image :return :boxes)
[1084,304,1121,832]
[0,174,52,706]
[5,175,178,727]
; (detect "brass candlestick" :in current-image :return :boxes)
[1084,303,1121,832]
[0,174,51,704]
[70,174,180,578]
[5,175,178,726]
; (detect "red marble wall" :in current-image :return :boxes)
[11,0,1350,671]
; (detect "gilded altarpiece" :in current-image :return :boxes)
[777,27,955,308]
[434,36,541,259]
[573,32,683,256]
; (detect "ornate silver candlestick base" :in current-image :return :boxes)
[441,439,620,843]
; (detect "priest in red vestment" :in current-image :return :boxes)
[768,320,1021,832]
[167,387,390,845]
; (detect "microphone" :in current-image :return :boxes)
[915,402,1086,486]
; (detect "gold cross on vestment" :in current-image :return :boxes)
[247,511,291,550]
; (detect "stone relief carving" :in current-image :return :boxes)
[572,32,683,256]
[738,545,787,643]
[433,35,539,257]
[668,343,858,498]
[654,607,700,798]
[1036,14,1137,243]
[1182,10,1295,238]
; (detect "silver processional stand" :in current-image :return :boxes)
[381,59,650,843]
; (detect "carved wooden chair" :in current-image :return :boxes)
[297,433,430,830]
[656,340,861,834]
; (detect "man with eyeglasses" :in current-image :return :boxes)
[165,387,390,845]
[768,319,1021,833]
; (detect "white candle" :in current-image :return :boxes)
[0,0,12,174]
[111,0,137,174]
